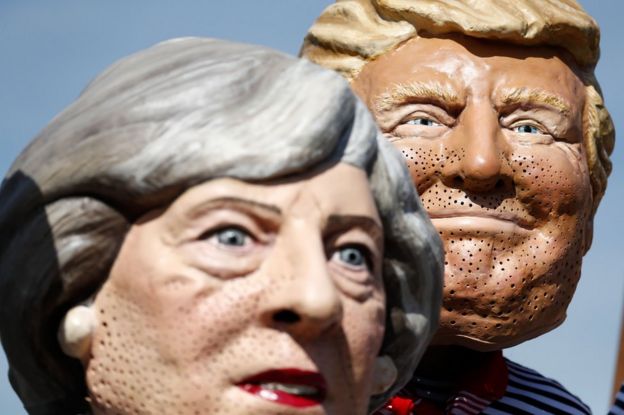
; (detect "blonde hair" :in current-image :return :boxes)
[302,0,614,213]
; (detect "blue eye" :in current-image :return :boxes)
[213,227,249,246]
[334,246,369,269]
[406,117,439,127]
[513,124,542,134]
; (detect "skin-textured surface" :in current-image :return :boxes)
[302,0,614,367]
[0,38,443,414]
[301,0,615,402]
[1,2,622,412]
[351,35,592,349]
[301,0,613,219]
[87,164,385,414]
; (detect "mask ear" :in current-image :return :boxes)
[58,304,97,364]
[583,216,594,254]
[371,355,398,395]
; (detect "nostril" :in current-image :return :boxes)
[273,309,301,324]
[495,178,505,189]
[453,176,464,187]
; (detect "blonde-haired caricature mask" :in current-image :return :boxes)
[352,34,592,350]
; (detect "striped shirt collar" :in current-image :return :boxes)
[378,351,508,415]
[377,353,591,415]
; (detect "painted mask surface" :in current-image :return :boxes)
[352,34,593,349]
[86,163,386,415]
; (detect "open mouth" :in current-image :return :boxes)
[237,369,327,408]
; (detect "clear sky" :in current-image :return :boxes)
[0,1,621,413]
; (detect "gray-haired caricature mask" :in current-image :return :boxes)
[0,38,442,414]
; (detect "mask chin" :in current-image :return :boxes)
[58,304,97,364]
[432,313,568,351]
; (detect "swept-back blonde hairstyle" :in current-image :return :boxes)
[302,0,614,213]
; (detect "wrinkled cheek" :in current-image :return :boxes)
[161,284,260,365]
[392,139,442,193]
[511,146,591,218]
[87,286,162,412]
[344,301,386,381]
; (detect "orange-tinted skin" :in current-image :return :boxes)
[352,34,592,350]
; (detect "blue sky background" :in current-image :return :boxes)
[0,1,621,413]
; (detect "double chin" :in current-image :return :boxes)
[430,218,585,350]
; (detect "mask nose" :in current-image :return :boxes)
[258,232,342,341]
[442,104,513,193]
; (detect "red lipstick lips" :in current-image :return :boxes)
[237,369,327,408]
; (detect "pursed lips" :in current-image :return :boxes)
[428,210,535,234]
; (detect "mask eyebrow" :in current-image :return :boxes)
[185,196,282,222]
[374,81,464,114]
[499,87,571,114]
[326,214,383,244]
[162,195,282,244]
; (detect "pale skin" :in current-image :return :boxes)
[352,34,592,368]
[72,163,387,415]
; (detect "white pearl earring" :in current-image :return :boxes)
[58,305,97,363]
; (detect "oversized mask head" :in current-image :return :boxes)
[302,0,614,350]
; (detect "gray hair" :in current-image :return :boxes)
[0,38,443,413]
